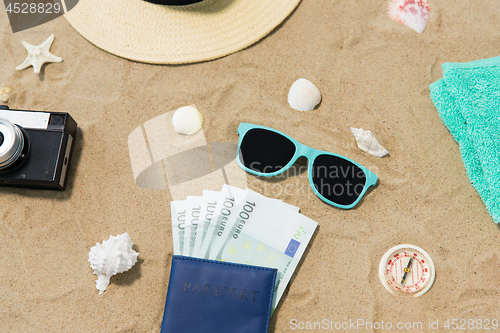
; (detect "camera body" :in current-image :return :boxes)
[0,106,77,190]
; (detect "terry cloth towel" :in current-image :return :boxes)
[430,55,500,224]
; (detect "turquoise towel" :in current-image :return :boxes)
[430,55,500,224]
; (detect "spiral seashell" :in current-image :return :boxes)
[88,233,139,294]
[350,127,389,157]
[288,78,321,111]
[172,105,204,135]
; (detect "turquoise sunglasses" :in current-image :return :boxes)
[236,123,378,209]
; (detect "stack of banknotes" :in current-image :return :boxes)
[170,184,318,309]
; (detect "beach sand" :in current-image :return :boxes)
[1,0,500,332]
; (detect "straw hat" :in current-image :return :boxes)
[64,0,301,64]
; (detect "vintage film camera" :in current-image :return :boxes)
[0,106,77,190]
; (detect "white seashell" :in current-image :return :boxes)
[288,78,322,111]
[172,105,204,135]
[388,0,430,34]
[0,87,12,95]
[350,127,389,157]
[1,94,9,103]
[88,233,139,295]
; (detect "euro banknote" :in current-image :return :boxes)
[207,188,299,259]
[191,190,219,258]
[170,200,186,255]
[209,189,317,309]
[183,196,202,257]
[198,184,247,259]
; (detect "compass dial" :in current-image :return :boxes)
[379,244,435,297]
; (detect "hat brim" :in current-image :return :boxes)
[64,0,301,64]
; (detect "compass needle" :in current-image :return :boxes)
[400,257,413,285]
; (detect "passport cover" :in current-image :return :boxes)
[160,255,277,333]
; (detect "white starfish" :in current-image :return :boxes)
[15,34,62,74]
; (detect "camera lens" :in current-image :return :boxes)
[0,118,25,170]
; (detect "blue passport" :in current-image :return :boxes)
[160,255,277,333]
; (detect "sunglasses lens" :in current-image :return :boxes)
[312,154,367,206]
[239,128,296,174]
